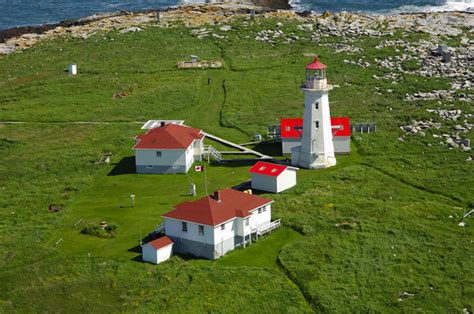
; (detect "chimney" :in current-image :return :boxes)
[160,121,165,127]
[213,191,221,202]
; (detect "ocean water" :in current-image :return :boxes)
[292,0,474,13]
[0,0,473,31]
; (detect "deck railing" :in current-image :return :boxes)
[204,145,222,162]
[256,219,281,236]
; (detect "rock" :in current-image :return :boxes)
[441,50,452,63]
[219,25,232,31]
[119,26,143,33]
[0,44,17,55]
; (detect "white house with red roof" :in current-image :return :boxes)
[280,117,351,155]
[133,123,204,174]
[142,236,174,264]
[162,189,276,259]
[249,161,298,193]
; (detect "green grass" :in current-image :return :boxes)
[215,227,302,269]
[0,17,473,312]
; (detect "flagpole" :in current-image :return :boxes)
[204,165,208,195]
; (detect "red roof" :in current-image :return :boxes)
[280,117,351,138]
[306,57,327,70]
[163,189,272,226]
[331,117,351,136]
[148,236,173,250]
[281,118,303,139]
[249,161,288,177]
[134,124,203,150]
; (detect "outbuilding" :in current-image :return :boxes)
[133,123,204,174]
[331,117,351,154]
[249,161,298,193]
[142,236,174,264]
[280,117,351,154]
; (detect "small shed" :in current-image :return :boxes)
[249,161,298,193]
[142,236,173,264]
[331,117,351,154]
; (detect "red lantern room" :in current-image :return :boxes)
[304,57,328,90]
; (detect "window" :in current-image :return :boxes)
[221,224,226,230]
[198,225,204,236]
[244,218,249,226]
[259,166,266,171]
[262,206,267,212]
[285,126,291,132]
[315,121,319,129]
[271,169,278,173]
[146,165,153,169]
[182,222,188,232]
[156,151,162,157]
[258,208,262,214]
[314,102,319,110]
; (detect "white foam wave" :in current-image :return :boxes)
[290,0,474,13]
[392,1,474,13]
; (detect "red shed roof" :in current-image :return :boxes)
[148,236,173,250]
[163,189,272,226]
[134,124,203,150]
[331,117,351,136]
[281,118,303,139]
[306,57,327,70]
[249,161,288,177]
[280,117,351,138]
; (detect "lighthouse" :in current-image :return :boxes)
[291,57,336,169]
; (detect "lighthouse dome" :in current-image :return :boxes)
[306,58,327,70]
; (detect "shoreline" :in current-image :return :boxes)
[1,0,473,43]
[0,2,472,56]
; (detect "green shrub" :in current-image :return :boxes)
[81,223,118,238]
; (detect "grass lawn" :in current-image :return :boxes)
[56,156,253,260]
[214,227,302,269]
[0,16,472,312]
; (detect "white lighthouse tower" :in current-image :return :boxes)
[291,57,336,169]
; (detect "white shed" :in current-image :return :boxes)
[249,161,298,193]
[142,236,173,264]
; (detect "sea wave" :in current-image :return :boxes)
[290,0,474,13]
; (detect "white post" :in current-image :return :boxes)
[130,194,135,208]
[68,63,77,75]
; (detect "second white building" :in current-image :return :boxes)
[133,123,204,174]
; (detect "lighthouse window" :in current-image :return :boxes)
[315,121,319,129]
[314,102,319,110]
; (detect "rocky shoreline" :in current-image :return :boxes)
[1,3,473,56]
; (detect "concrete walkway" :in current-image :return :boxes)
[203,131,270,159]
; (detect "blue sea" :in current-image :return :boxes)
[0,0,472,31]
